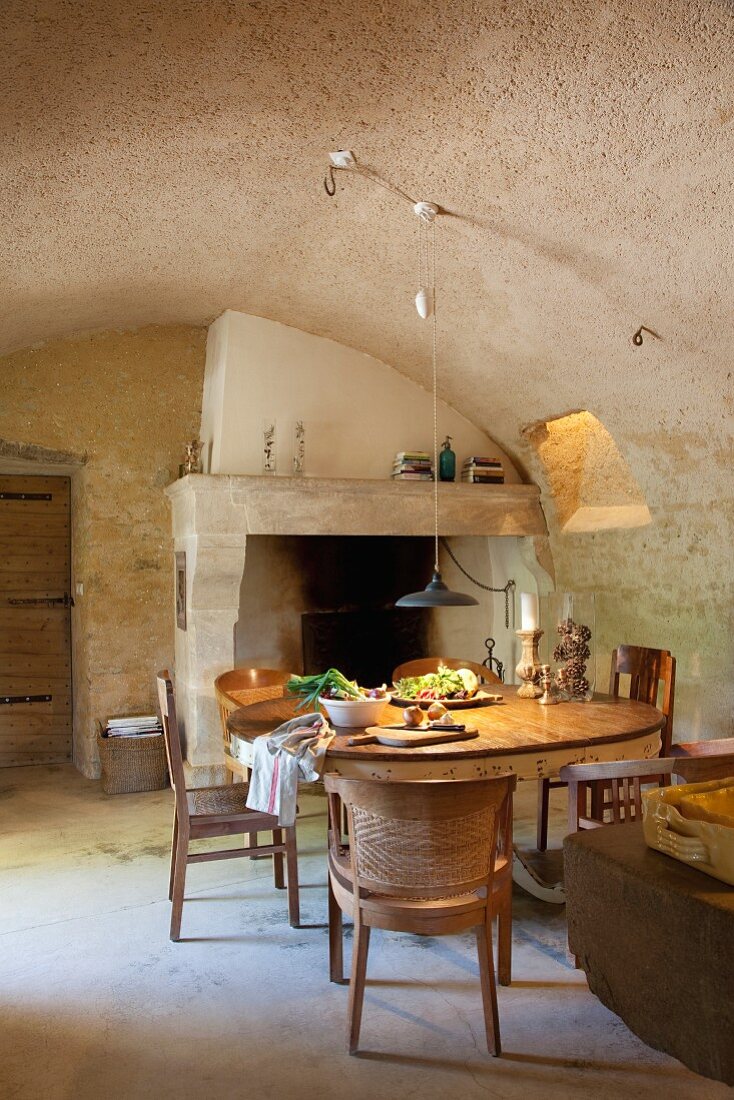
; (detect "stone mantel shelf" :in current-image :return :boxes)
[165,474,547,538]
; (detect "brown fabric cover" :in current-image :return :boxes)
[564,822,734,1086]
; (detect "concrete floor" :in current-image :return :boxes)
[0,765,728,1100]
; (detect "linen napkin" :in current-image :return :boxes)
[245,711,334,827]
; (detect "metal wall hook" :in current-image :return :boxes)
[632,325,661,346]
[324,165,337,197]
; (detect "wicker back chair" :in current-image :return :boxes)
[325,773,516,1056]
[214,668,292,780]
[156,671,299,940]
[391,657,501,686]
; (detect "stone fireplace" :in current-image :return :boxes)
[165,473,550,781]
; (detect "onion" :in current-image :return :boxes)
[427,701,448,721]
[403,705,424,727]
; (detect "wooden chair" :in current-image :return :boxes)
[214,667,293,782]
[536,645,676,851]
[324,773,517,1056]
[609,646,676,754]
[157,670,299,941]
[391,657,502,685]
[671,736,734,766]
[670,751,734,784]
[561,758,678,834]
[561,753,734,835]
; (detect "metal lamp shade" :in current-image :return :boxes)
[396,571,479,608]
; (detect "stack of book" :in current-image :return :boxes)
[102,715,163,739]
[392,450,433,481]
[461,457,505,484]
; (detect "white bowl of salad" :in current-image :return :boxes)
[287,668,390,728]
[318,692,390,728]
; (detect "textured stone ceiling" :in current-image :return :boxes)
[1,0,732,468]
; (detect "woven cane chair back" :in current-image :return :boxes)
[328,776,514,900]
[214,668,292,748]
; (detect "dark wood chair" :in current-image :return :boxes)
[670,751,734,784]
[325,773,516,1055]
[157,670,299,941]
[561,752,734,835]
[671,736,734,767]
[561,758,678,834]
[536,645,676,851]
[391,657,502,685]
[609,646,676,754]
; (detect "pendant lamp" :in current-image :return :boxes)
[396,204,478,609]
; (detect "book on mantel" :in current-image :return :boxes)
[461,456,505,484]
[392,450,434,481]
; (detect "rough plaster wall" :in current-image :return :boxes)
[0,327,206,775]
[529,412,650,532]
[0,0,731,741]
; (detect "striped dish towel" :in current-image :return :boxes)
[245,712,334,827]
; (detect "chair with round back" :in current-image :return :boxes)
[325,772,516,1055]
[214,668,294,781]
[391,657,501,686]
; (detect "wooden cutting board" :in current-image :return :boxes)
[351,726,479,748]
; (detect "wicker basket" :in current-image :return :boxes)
[97,730,169,795]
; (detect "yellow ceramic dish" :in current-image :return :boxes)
[642,777,734,886]
[678,785,734,828]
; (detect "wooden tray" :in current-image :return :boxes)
[389,691,503,710]
[349,726,479,748]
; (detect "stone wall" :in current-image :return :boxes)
[524,423,733,743]
[0,326,206,776]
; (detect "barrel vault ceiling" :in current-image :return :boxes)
[1,0,732,484]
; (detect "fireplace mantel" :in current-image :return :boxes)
[165,474,547,537]
[165,474,548,780]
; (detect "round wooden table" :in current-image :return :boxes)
[226,684,665,783]
[227,685,664,903]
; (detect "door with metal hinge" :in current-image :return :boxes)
[0,476,72,766]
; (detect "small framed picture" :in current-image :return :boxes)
[175,552,186,630]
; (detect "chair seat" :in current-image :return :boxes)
[187,782,253,817]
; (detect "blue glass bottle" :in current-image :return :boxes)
[439,436,456,482]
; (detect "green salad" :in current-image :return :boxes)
[393,665,479,701]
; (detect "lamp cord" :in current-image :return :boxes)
[439,537,516,628]
[430,219,439,574]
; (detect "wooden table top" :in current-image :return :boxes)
[227,684,665,763]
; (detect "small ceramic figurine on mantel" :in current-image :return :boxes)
[439,435,456,482]
[179,440,203,478]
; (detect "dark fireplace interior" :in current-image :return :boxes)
[236,534,436,681]
[302,608,427,685]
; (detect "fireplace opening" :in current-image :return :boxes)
[236,535,435,679]
[302,608,427,686]
[235,533,503,684]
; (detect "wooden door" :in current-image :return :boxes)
[0,475,72,766]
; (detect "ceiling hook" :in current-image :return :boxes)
[324,165,337,197]
[632,325,661,346]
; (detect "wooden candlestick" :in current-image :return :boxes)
[515,629,543,698]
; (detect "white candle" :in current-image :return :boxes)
[520,592,539,631]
